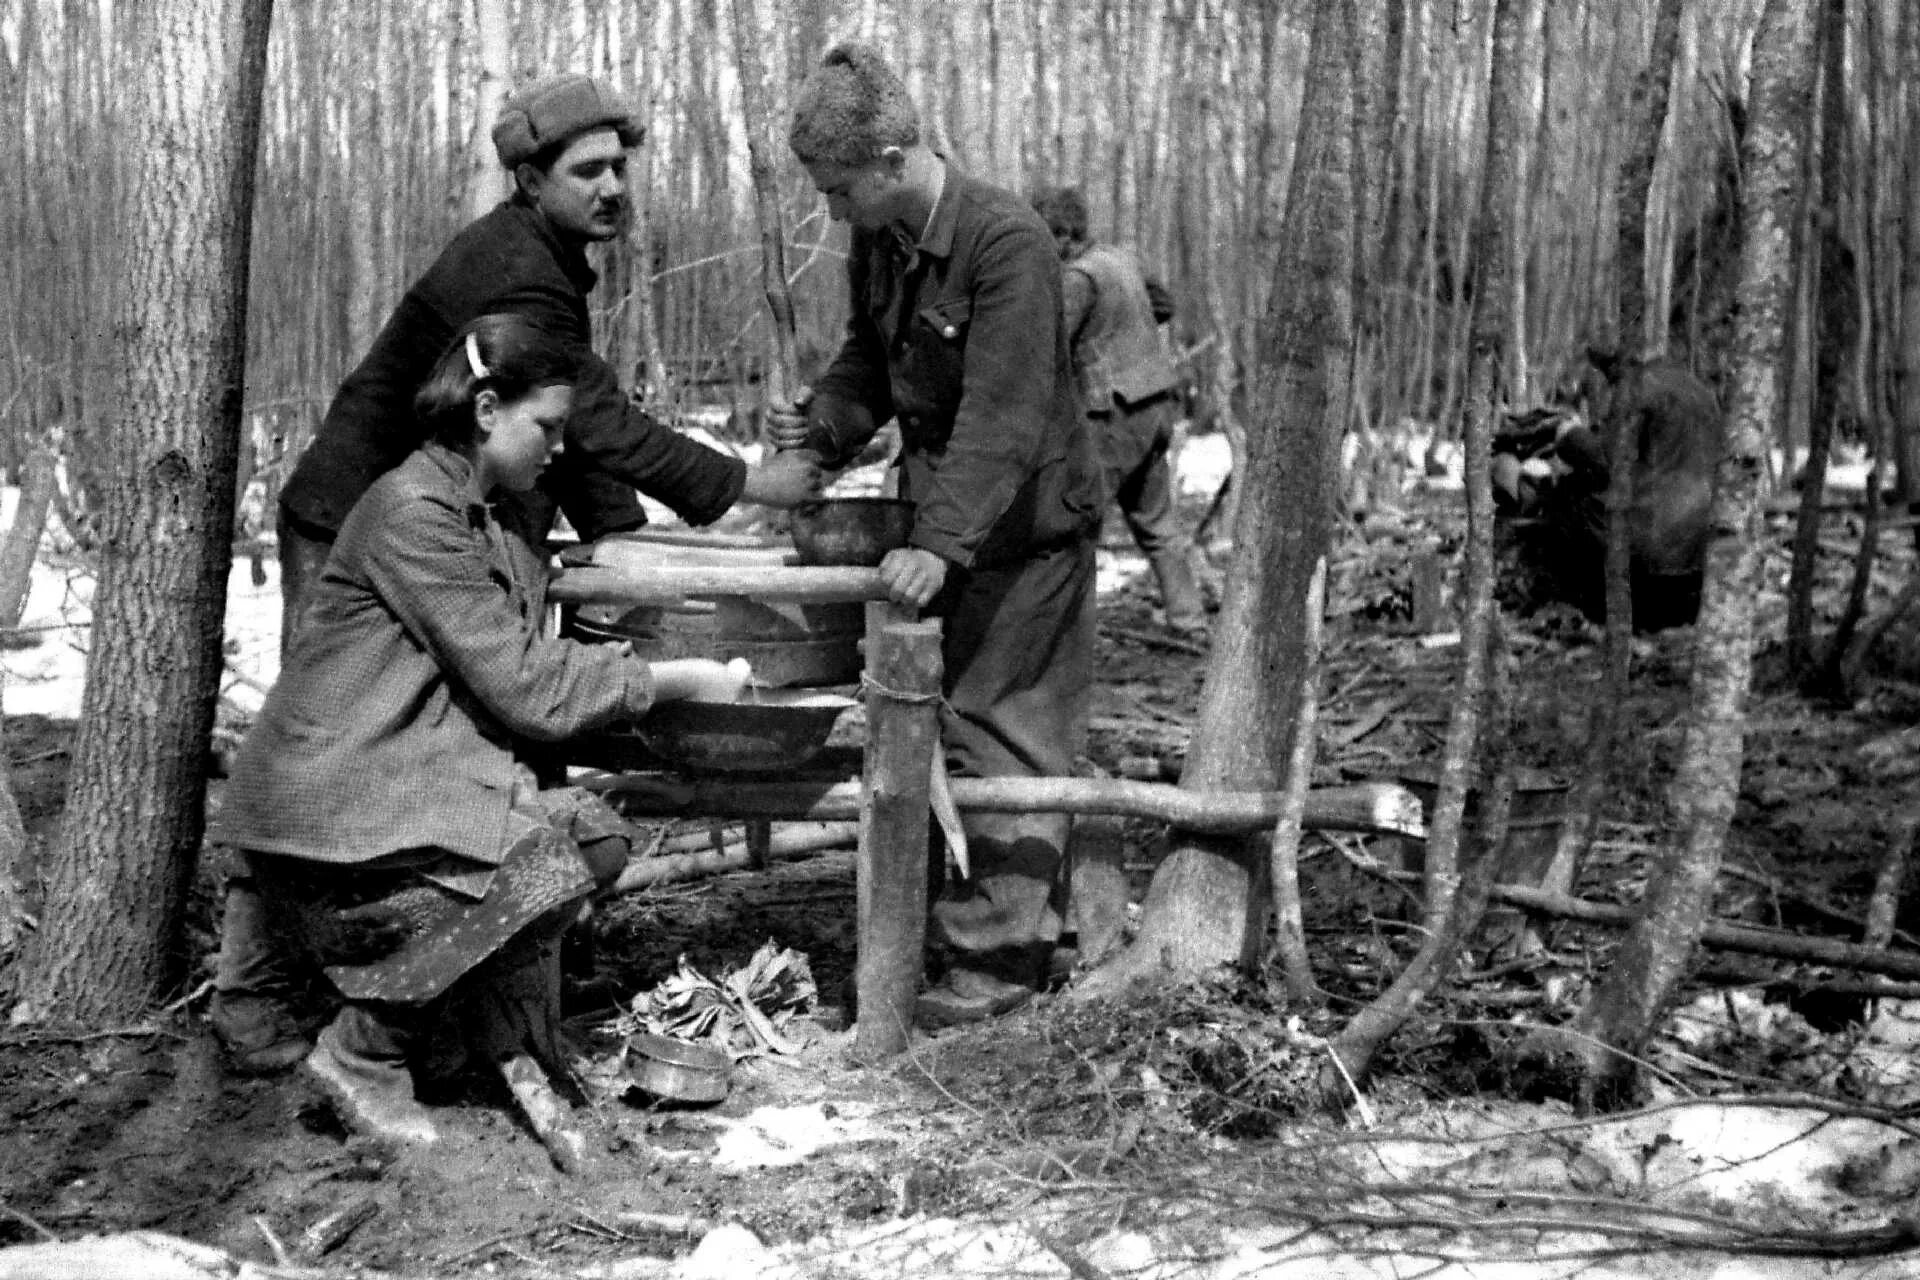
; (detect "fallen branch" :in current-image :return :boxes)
[581,776,1426,839]
[1490,882,1920,980]
[611,822,856,893]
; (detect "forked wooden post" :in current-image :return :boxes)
[855,606,940,1060]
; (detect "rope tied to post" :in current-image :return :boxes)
[858,672,946,707]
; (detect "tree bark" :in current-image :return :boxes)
[1786,0,1855,677]
[465,0,513,224]
[11,0,273,1025]
[1090,0,1355,986]
[1568,0,1817,1106]
[1328,0,1529,1090]
[1546,0,1686,908]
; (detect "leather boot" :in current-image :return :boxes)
[1149,547,1208,634]
[302,1013,439,1148]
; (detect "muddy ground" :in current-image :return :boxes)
[6,494,1920,1276]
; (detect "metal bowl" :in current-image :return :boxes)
[633,688,856,774]
[625,1033,731,1105]
[789,497,914,566]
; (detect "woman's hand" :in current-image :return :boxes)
[650,657,752,703]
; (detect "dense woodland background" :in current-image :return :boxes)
[9,0,1908,538]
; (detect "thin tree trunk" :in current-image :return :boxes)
[12,0,274,1025]
[1542,0,1686,913]
[728,0,797,410]
[1786,0,1852,677]
[1567,0,1816,1107]
[0,444,54,634]
[1088,0,1355,987]
[1329,0,1528,1091]
[466,0,512,223]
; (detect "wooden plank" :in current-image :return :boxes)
[548,564,888,607]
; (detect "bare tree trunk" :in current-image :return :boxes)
[0,443,54,633]
[465,0,513,223]
[1089,0,1355,987]
[1786,0,1855,677]
[11,0,274,1026]
[1542,0,1686,910]
[1328,0,1528,1090]
[729,0,797,410]
[1566,0,1816,1107]
[0,706,27,958]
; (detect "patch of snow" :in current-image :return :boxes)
[708,1101,888,1171]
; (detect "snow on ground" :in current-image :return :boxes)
[1,434,1237,725]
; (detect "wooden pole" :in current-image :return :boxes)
[728,0,799,408]
[583,774,1427,839]
[548,564,887,607]
[855,610,941,1060]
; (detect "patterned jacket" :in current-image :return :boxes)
[218,443,655,867]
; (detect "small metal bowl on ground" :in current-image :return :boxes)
[789,497,914,566]
[625,1033,732,1105]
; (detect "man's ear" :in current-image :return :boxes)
[513,161,545,200]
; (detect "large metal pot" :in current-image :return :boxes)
[564,597,862,688]
[632,689,857,774]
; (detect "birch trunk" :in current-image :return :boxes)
[1569,0,1817,1106]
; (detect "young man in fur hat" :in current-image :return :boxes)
[770,45,1103,1027]
[211,74,823,1073]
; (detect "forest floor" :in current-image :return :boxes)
[8,448,1920,1277]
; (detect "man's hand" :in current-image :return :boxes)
[740,448,824,507]
[765,385,815,452]
[877,546,947,608]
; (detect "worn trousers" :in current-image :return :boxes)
[1095,397,1205,629]
[212,516,336,1002]
[929,536,1095,985]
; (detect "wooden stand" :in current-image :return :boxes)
[855,608,940,1060]
[553,558,941,1060]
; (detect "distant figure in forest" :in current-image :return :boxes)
[1493,352,1724,632]
[1032,185,1208,635]
[210,73,821,1075]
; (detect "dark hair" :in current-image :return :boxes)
[788,43,919,166]
[1031,186,1090,243]
[414,314,579,446]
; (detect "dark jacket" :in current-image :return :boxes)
[280,199,744,544]
[804,168,1101,570]
[219,443,656,867]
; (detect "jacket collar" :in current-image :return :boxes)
[503,195,599,295]
[418,441,493,526]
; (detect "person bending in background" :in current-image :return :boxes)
[1492,351,1723,632]
[213,73,821,1071]
[1032,185,1207,635]
[213,315,747,1146]
[770,44,1103,1027]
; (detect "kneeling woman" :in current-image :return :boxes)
[215,314,743,1146]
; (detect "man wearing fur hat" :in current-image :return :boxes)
[211,74,823,1073]
[769,45,1103,1027]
